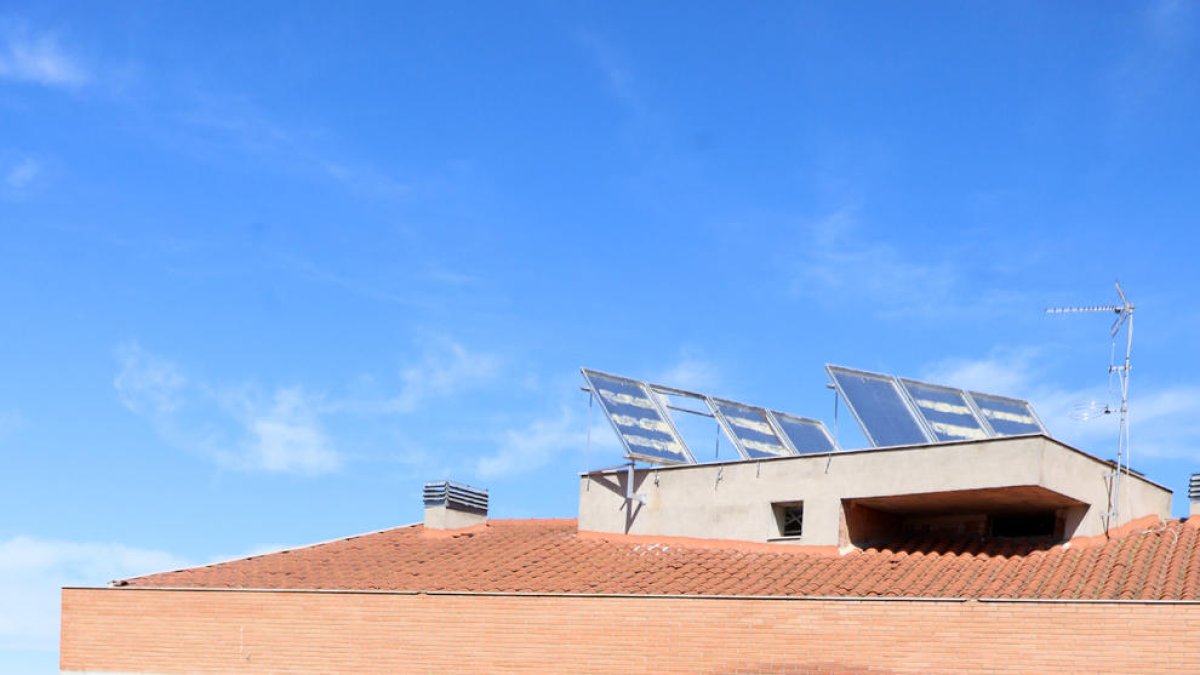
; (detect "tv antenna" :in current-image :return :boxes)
[1045,281,1134,531]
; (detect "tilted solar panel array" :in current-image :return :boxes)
[710,398,795,460]
[969,391,1047,437]
[582,365,1046,464]
[581,368,837,465]
[826,365,1047,448]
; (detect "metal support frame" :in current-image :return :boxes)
[581,460,646,506]
[625,461,646,506]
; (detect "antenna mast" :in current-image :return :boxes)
[1045,281,1134,531]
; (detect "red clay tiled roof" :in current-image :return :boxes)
[121,518,1200,600]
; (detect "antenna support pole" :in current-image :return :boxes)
[1045,281,1135,532]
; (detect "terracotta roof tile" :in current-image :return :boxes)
[120,517,1200,600]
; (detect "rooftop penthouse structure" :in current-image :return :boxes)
[579,365,1171,549]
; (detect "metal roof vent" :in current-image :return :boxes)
[424,480,489,511]
[423,480,488,530]
[1190,474,1200,518]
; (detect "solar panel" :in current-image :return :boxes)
[768,411,838,454]
[709,398,796,459]
[898,378,990,442]
[967,391,1046,437]
[581,369,695,465]
[826,366,932,447]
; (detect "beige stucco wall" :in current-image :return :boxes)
[578,436,1171,547]
[423,505,487,530]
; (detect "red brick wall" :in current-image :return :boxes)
[61,588,1200,674]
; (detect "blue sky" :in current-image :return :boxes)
[3,1,1200,671]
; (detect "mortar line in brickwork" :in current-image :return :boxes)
[63,586,1200,605]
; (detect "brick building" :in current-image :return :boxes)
[61,368,1200,673]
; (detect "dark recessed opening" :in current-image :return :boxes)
[773,502,804,537]
[990,512,1056,538]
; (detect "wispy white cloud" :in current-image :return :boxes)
[115,339,501,475]
[376,338,500,414]
[0,536,187,652]
[226,387,339,474]
[1104,0,1197,133]
[174,89,410,198]
[575,29,710,202]
[4,157,41,191]
[114,343,187,416]
[653,353,721,392]
[272,252,431,308]
[475,405,587,479]
[1120,386,1200,460]
[320,160,409,198]
[921,348,1040,397]
[400,340,498,406]
[0,26,87,87]
[474,371,632,480]
[577,32,642,111]
[268,251,486,313]
[115,344,342,475]
[789,208,956,317]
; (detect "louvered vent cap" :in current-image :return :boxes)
[1190,474,1200,502]
[423,480,489,513]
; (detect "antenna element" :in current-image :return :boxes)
[1046,281,1135,531]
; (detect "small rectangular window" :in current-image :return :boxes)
[773,502,804,538]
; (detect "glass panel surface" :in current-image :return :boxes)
[711,399,794,459]
[968,392,1045,437]
[900,379,989,442]
[582,369,693,464]
[827,366,931,447]
[769,411,837,454]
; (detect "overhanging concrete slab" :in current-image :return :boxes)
[847,485,1087,517]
